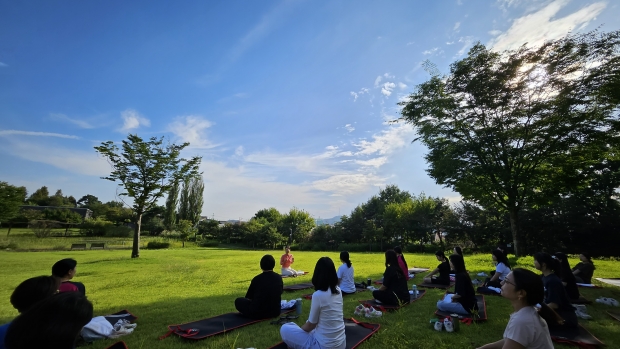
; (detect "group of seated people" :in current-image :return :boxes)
[0,259,92,349]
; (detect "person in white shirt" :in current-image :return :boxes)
[280,257,346,349]
[477,268,554,349]
[336,251,356,294]
[484,249,512,288]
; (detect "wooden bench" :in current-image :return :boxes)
[71,243,87,250]
[90,242,106,250]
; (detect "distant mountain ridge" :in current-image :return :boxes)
[314,216,341,226]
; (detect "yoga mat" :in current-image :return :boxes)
[282,271,309,278]
[105,342,128,349]
[418,281,455,289]
[435,294,487,322]
[302,287,368,300]
[607,310,620,322]
[267,318,380,349]
[577,283,602,288]
[408,267,430,273]
[160,307,294,340]
[476,286,501,296]
[571,296,592,305]
[550,324,604,347]
[104,309,138,326]
[595,278,620,287]
[359,290,427,311]
[283,282,314,291]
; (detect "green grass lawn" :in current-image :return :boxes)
[0,248,619,349]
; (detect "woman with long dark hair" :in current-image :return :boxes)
[372,250,409,306]
[280,257,345,349]
[477,268,554,349]
[572,253,595,284]
[437,254,477,315]
[553,252,580,300]
[393,246,409,281]
[5,292,93,349]
[534,252,578,329]
[423,251,450,285]
[337,251,356,294]
[450,246,465,274]
[484,250,511,288]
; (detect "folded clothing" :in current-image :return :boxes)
[281,300,297,309]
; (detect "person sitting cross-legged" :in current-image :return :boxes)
[423,250,451,285]
[281,245,299,277]
[235,254,283,319]
[372,250,410,306]
[52,258,86,295]
[436,254,477,315]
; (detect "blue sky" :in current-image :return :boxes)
[1,0,618,221]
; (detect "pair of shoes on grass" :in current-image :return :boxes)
[354,305,382,318]
[434,318,454,332]
[595,297,619,306]
[572,304,593,319]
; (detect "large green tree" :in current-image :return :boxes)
[0,182,27,233]
[95,134,201,258]
[163,181,180,230]
[398,31,620,256]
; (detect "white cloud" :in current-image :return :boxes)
[398,82,407,90]
[168,115,214,148]
[119,109,150,132]
[406,41,415,46]
[235,146,244,156]
[374,76,383,87]
[311,173,385,196]
[488,29,502,36]
[454,22,461,31]
[344,124,355,133]
[350,88,369,102]
[354,157,388,168]
[0,62,7,67]
[455,36,475,57]
[353,124,415,156]
[0,139,109,176]
[423,47,440,55]
[0,130,79,139]
[381,82,396,97]
[489,0,606,51]
[50,113,94,129]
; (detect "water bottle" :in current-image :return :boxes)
[367,278,372,287]
[412,285,418,299]
[295,298,302,315]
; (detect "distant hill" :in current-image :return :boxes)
[314,216,341,226]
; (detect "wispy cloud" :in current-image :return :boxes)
[453,22,461,31]
[168,115,215,148]
[353,124,414,156]
[0,62,7,67]
[455,36,475,58]
[381,82,396,97]
[311,173,385,196]
[350,87,369,101]
[50,113,94,129]
[489,0,606,51]
[423,47,441,55]
[0,130,79,139]
[344,124,355,133]
[119,109,150,132]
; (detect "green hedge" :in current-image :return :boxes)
[146,241,170,249]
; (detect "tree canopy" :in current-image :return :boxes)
[95,134,202,258]
[398,30,620,255]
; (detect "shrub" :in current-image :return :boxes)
[199,240,219,247]
[80,219,114,237]
[0,241,17,249]
[146,241,170,249]
[104,225,132,237]
[30,220,58,238]
[311,243,326,251]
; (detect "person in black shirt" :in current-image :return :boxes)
[553,252,580,301]
[534,252,578,329]
[437,254,477,314]
[235,254,283,319]
[372,250,409,306]
[424,251,450,285]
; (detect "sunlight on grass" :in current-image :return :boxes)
[0,248,618,348]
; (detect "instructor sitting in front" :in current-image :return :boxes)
[281,245,299,277]
[235,254,283,319]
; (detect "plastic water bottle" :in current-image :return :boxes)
[412,285,418,299]
[295,298,302,315]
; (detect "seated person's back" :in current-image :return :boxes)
[52,258,86,295]
[235,255,283,319]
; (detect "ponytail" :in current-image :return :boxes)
[534,252,561,276]
[340,251,352,268]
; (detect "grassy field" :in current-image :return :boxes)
[0,248,619,349]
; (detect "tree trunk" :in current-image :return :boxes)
[509,208,522,257]
[6,222,11,237]
[132,214,142,258]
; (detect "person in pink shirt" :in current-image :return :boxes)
[394,246,410,281]
[280,245,299,277]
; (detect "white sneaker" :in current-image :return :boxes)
[610,298,620,307]
[443,318,454,332]
[365,307,382,318]
[434,320,443,331]
[354,304,366,316]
